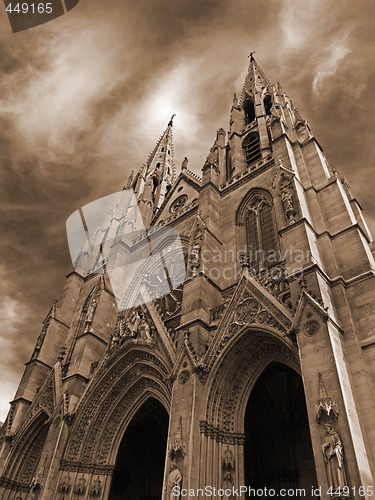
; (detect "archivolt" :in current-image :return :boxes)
[3,411,49,485]
[203,326,299,436]
[63,346,172,467]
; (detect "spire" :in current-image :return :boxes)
[239,52,272,106]
[133,117,177,226]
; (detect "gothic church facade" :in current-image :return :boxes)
[0,56,375,499]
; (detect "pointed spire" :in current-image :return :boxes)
[239,53,272,106]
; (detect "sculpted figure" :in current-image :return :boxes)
[281,187,294,212]
[321,424,347,491]
[190,243,201,266]
[86,298,97,323]
[222,445,235,471]
[139,316,153,342]
[168,463,182,500]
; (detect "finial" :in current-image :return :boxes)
[168,114,176,127]
[248,51,255,61]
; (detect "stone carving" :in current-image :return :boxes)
[221,471,235,500]
[109,308,155,354]
[321,424,348,491]
[189,243,201,276]
[315,373,339,422]
[232,93,238,108]
[57,473,72,493]
[86,298,97,324]
[169,416,186,460]
[204,147,219,171]
[167,463,182,500]
[178,370,190,384]
[73,474,86,495]
[303,319,320,336]
[181,157,188,170]
[222,445,235,471]
[89,476,102,496]
[279,176,297,225]
[30,455,47,492]
[33,317,50,358]
[170,194,188,213]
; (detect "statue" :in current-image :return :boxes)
[232,93,238,108]
[281,187,294,212]
[205,147,219,168]
[222,445,235,471]
[281,186,296,224]
[190,243,201,267]
[181,157,188,170]
[129,309,141,337]
[89,476,102,496]
[321,424,347,491]
[222,471,234,500]
[139,315,153,343]
[167,463,182,500]
[86,298,97,324]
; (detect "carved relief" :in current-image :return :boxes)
[303,319,320,336]
[178,370,190,384]
[73,474,86,495]
[57,473,72,493]
[170,195,188,213]
[169,416,186,460]
[89,476,102,496]
[315,373,339,422]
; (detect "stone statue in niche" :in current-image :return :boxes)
[189,243,201,277]
[57,474,72,493]
[89,476,102,496]
[321,424,348,491]
[190,243,201,266]
[73,475,86,495]
[167,463,182,500]
[86,297,97,325]
[138,314,153,343]
[280,185,296,225]
[222,471,235,500]
[128,309,141,337]
[222,445,235,471]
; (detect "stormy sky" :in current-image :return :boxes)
[0,0,374,421]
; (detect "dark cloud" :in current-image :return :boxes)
[0,0,374,419]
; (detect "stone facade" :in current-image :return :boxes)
[0,56,374,500]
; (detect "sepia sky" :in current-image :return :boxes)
[0,0,374,422]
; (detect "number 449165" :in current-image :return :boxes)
[5,3,53,14]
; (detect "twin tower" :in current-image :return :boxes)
[1,56,375,499]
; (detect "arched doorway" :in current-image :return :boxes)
[109,397,169,500]
[244,362,318,498]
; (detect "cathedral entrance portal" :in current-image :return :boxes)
[244,362,318,498]
[109,397,169,500]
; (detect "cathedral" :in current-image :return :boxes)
[0,55,374,500]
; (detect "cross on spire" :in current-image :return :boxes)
[248,51,255,61]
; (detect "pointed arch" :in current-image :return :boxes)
[1,411,49,490]
[61,346,172,469]
[242,132,261,166]
[236,188,279,271]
